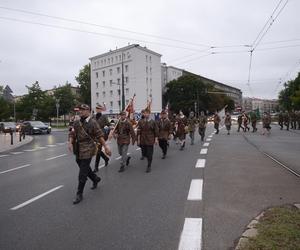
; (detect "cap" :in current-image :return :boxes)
[78,104,90,110]
[95,103,104,109]
[119,111,126,115]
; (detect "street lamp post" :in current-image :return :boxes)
[56,99,60,128]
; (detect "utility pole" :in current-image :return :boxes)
[121,52,125,110]
[56,98,60,128]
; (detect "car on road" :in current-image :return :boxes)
[22,121,51,135]
[0,122,17,133]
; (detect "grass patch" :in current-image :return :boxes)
[242,205,300,250]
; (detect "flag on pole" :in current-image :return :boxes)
[102,102,107,111]
[145,98,152,112]
[218,105,227,126]
[126,94,136,119]
[165,103,169,115]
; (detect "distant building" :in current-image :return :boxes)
[90,44,162,114]
[243,97,279,113]
[45,85,80,98]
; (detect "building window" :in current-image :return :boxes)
[104,59,106,65]
[108,58,110,64]
[102,70,105,77]
[127,52,130,59]
[96,92,99,98]
[110,101,113,108]
[119,55,121,61]
[150,67,152,74]
[117,89,120,95]
[126,100,129,105]
[118,100,121,107]
[125,88,129,95]
[94,62,96,67]
[110,90,113,97]
[125,77,129,83]
[102,81,105,88]
[96,72,99,78]
[117,78,120,84]
[96,82,99,88]
[146,66,148,73]
[102,91,106,98]
[125,65,128,72]
[110,80,113,87]
[146,55,148,61]
[115,56,118,62]
[149,56,152,62]
[109,69,112,76]
[111,57,113,63]
[117,67,120,74]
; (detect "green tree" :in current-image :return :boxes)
[76,64,91,105]
[0,97,12,121]
[279,72,300,110]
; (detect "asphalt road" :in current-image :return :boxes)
[0,124,299,250]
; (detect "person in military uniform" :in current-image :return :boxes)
[224,112,232,135]
[237,113,243,132]
[198,111,207,142]
[93,104,111,172]
[113,111,136,172]
[262,112,271,135]
[296,110,300,130]
[137,109,159,173]
[157,110,172,159]
[213,111,221,134]
[68,104,111,204]
[283,111,290,130]
[176,111,188,150]
[242,112,250,132]
[139,109,147,160]
[187,111,198,145]
[290,110,297,130]
[278,111,284,130]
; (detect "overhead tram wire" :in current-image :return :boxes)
[0,16,210,53]
[0,6,211,49]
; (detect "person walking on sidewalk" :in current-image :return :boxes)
[187,111,197,145]
[68,104,111,205]
[113,111,136,173]
[224,112,232,135]
[137,109,159,173]
[157,110,172,159]
[93,104,110,172]
[176,111,188,150]
[213,111,221,134]
[198,111,207,142]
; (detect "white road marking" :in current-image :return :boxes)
[178,218,202,250]
[36,146,47,150]
[10,152,24,155]
[206,138,212,141]
[56,142,66,145]
[98,164,105,170]
[46,154,67,161]
[200,148,208,154]
[208,135,213,138]
[46,144,57,147]
[23,149,37,152]
[195,159,206,168]
[116,156,122,160]
[203,143,209,147]
[0,155,9,158]
[136,148,141,151]
[10,185,64,211]
[187,179,203,200]
[0,164,31,175]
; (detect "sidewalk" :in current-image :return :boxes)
[0,133,33,153]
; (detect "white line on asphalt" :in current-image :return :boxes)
[36,146,47,150]
[208,135,213,138]
[56,143,66,145]
[187,179,203,200]
[136,148,141,151]
[200,148,208,154]
[10,152,24,155]
[195,159,206,168]
[116,156,121,160]
[46,144,57,147]
[0,164,31,175]
[45,154,67,161]
[0,155,9,158]
[10,185,64,211]
[23,149,37,152]
[206,138,212,141]
[203,143,209,147]
[178,218,202,250]
[98,164,105,169]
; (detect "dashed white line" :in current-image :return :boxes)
[56,143,66,145]
[36,146,47,150]
[46,154,67,161]
[195,159,206,168]
[0,155,9,158]
[200,148,208,154]
[178,218,202,250]
[10,152,24,155]
[203,143,209,147]
[187,179,203,200]
[23,149,37,152]
[47,144,57,147]
[10,185,64,211]
[136,148,141,151]
[206,138,212,141]
[208,135,213,138]
[0,164,31,175]
[115,156,122,160]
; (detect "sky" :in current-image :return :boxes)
[0,0,299,99]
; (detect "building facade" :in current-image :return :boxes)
[90,44,162,114]
[243,97,279,113]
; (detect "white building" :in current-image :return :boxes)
[90,44,162,114]
[161,63,183,92]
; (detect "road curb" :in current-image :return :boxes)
[0,135,33,153]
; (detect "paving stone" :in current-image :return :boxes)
[242,228,258,238]
[255,211,265,221]
[235,237,249,250]
[294,204,300,209]
[247,219,258,229]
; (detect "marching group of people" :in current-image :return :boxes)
[67,103,299,204]
[278,110,300,131]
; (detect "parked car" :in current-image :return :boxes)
[23,121,51,135]
[0,122,17,133]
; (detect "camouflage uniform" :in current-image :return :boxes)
[290,111,297,129]
[250,112,258,132]
[157,115,172,158]
[213,113,221,134]
[283,112,290,130]
[237,114,243,132]
[198,114,207,141]
[187,113,198,145]
[224,114,232,135]
[278,112,284,130]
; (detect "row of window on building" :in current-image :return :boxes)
[96,78,129,89]
[93,52,131,68]
[95,65,129,78]
[95,88,130,99]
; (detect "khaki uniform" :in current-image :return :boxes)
[157,117,172,157]
[225,114,231,134]
[278,112,284,130]
[214,114,221,134]
[198,115,207,141]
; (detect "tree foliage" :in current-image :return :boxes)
[279,72,300,110]
[76,63,91,105]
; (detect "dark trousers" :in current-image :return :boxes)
[76,158,98,195]
[95,148,109,169]
[214,123,219,134]
[198,127,206,141]
[252,121,257,132]
[237,123,243,132]
[140,145,154,167]
[158,139,168,155]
